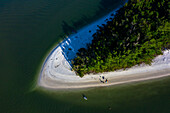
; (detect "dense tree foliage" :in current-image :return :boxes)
[72,0,170,77]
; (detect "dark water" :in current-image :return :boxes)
[0,0,169,113]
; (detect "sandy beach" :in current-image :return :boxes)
[38,7,170,90]
[39,49,170,90]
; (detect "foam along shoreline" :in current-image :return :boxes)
[38,7,170,90]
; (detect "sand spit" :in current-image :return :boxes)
[38,7,170,90]
[39,48,170,90]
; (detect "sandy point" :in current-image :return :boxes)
[37,7,170,90]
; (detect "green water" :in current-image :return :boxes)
[0,0,169,113]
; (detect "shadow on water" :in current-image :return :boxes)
[61,0,126,35]
[1,0,153,113]
[60,0,127,68]
[62,21,76,35]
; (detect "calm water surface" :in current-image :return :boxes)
[0,0,169,113]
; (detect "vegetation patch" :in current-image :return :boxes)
[72,0,170,77]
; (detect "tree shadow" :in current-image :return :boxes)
[59,38,73,68]
[61,0,126,36]
[62,21,76,35]
[59,0,127,68]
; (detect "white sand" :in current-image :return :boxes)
[38,8,170,90]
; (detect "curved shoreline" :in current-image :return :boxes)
[38,47,170,90]
[37,0,170,90]
[38,5,125,86]
[39,69,170,90]
[38,7,123,85]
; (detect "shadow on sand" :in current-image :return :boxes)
[60,0,127,68]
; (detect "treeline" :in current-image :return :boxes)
[72,0,170,77]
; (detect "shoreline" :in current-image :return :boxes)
[39,49,170,90]
[37,0,170,90]
[38,4,126,86]
[39,69,170,90]
[38,6,123,84]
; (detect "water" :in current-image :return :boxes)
[0,0,169,113]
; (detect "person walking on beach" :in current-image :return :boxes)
[105,79,108,83]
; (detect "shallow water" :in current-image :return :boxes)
[0,0,169,113]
